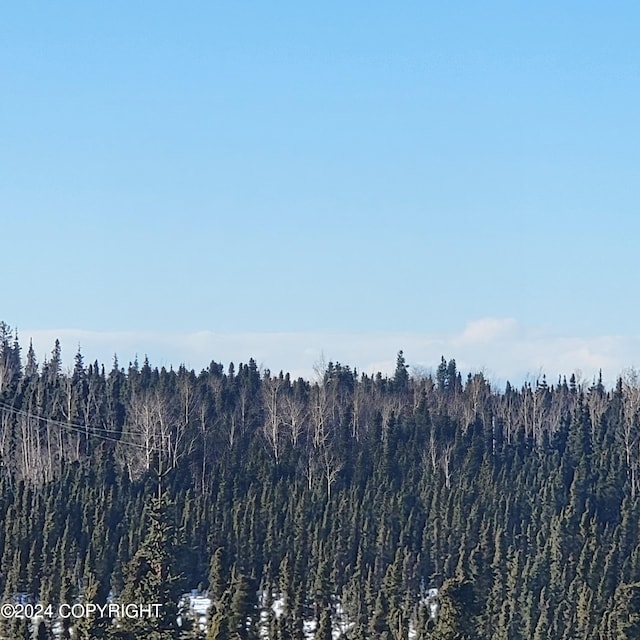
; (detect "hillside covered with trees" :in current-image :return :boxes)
[1,322,640,639]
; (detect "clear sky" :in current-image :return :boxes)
[2,2,639,385]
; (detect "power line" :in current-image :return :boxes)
[0,400,167,452]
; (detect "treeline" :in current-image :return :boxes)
[1,322,640,638]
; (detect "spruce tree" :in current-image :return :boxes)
[116,492,183,639]
[314,606,332,640]
[431,578,479,640]
[74,573,111,640]
[227,568,259,640]
[13,617,31,640]
[205,589,231,640]
[36,619,52,640]
[613,582,640,639]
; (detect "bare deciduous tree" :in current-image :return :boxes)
[620,369,640,497]
[118,390,171,481]
[262,375,285,464]
[309,382,332,449]
[321,448,343,502]
[282,392,307,448]
[424,429,439,475]
[441,443,454,490]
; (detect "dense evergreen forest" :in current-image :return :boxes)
[1,321,640,639]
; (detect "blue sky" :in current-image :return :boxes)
[2,2,639,385]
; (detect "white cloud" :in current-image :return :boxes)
[20,322,640,389]
[453,317,519,346]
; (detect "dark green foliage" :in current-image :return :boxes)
[36,619,51,639]
[116,493,184,639]
[14,618,31,640]
[432,578,480,640]
[73,573,111,639]
[227,568,259,640]
[3,329,640,638]
[314,606,332,640]
[394,350,409,393]
[612,582,640,639]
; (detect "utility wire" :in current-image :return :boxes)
[0,400,168,452]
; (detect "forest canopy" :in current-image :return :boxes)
[1,321,640,639]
